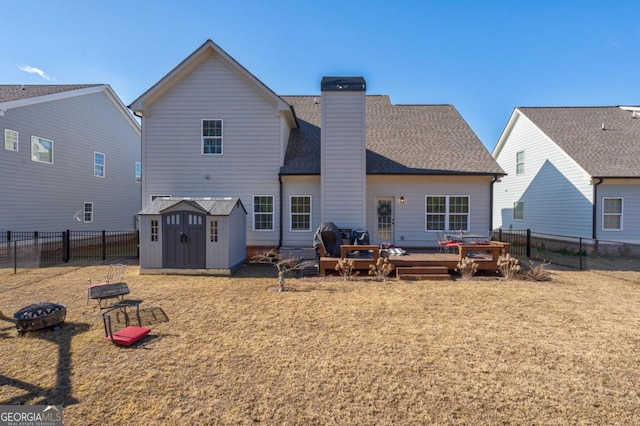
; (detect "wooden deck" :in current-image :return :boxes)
[319,243,510,277]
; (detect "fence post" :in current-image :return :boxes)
[13,240,17,274]
[102,230,107,261]
[7,230,11,242]
[63,230,70,262]
[526,229,531,258]
[136,229,140,259]
[579,238,583,270]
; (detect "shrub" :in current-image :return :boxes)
[335,258,359,281]
[497,253,521,279]
[455,257,478,280]
[524,259,552,282]
[368,257,395,281]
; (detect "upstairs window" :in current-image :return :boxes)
[94,152,105,177]
[4,129,18,151]
[290,196,311,231]
[135,162,142,183]
[31,136,53,163]
[602,197,622,230]
[202,119,223,155]
[516,151,525,175]
[253,195,274,231]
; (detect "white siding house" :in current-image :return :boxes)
[493,106,640,242]
[0,85,141,231]
[130,39,504,271]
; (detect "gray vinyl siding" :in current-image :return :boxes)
[493,113,593,237]
[320,90,366,230]
[0,91,141,231]
[597,183,640,243]
[141,54,283,246]
[367,175,492,247]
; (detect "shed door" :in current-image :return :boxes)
[162,211,206,269]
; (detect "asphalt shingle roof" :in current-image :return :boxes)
[280,95,503,175]
[518,106,640,177]
[139,197,244,215]
[0,84,101,102]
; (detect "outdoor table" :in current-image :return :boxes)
[443,233,489,244]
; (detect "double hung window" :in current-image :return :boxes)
[202,119,223,155]
[31,136,53,163]
[425,196,469,231]
[602,197,622,230]
[253,195,274,231]
[290,196,311,231]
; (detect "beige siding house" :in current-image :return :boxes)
[130,39,504,272]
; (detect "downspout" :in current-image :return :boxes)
[592,178,603,239]
[490,175,500,233]
[278,174,283,248]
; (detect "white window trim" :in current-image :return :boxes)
[424,195,470,232]
[516,150,525,175]
[94,151,105,178]
[83,202,93,223]
[253,194,275,231]
[202,119,223,155]
[4,129,18,151]
[31,135,53,164]
[289,195,312,232]
[135,162,142,183]
[513,201,524,220]
[602,197,623,231]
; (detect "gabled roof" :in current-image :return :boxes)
[280,95,504,176]
[500,106,640,178]
[0,84,100,102]
[0,84,140,134]
[128,39,297,129]
[139,197,246,215]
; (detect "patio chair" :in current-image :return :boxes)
[87,263,127,306]
[100,305,150,347]
[436,232,459,253]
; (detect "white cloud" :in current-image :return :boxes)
[17,64,52,81]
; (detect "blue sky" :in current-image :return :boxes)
[2,1,639,151]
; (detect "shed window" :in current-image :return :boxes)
[425,196,469,231]
[84,202,93,223]
[94,152,105,177]
[210,220,218,242]
[290,196,311,231]
[31,136,53,163]
[516,151,525,175]
[202,119,223,155]
[602,197,622,230]
[253,195,274,231]
[513,202,524,220]
[5,129,18,151]
[151,219,159,241]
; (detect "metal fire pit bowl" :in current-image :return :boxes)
[13,302,66,334]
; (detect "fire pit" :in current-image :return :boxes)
[13,302,66,334]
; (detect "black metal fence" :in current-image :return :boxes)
[0,230,139,271]
[492,228,640,282]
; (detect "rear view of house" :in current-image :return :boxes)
[493,106,640,242]
[130,39,504,273]
[0,85,141,231]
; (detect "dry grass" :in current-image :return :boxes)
[1,262,640,425]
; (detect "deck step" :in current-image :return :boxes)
[398,273,452,281]
[395,266,449,279]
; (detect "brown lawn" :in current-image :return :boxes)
[1,262,639,425]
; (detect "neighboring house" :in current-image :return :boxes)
[0,84,141,231]
[129,39,503,270]
[492,106,640,242]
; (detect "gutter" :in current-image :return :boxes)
[278,174,283,248]
[490,175,501,232]
[592,178,604,239]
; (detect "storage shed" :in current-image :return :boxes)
[138,197,246,275]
